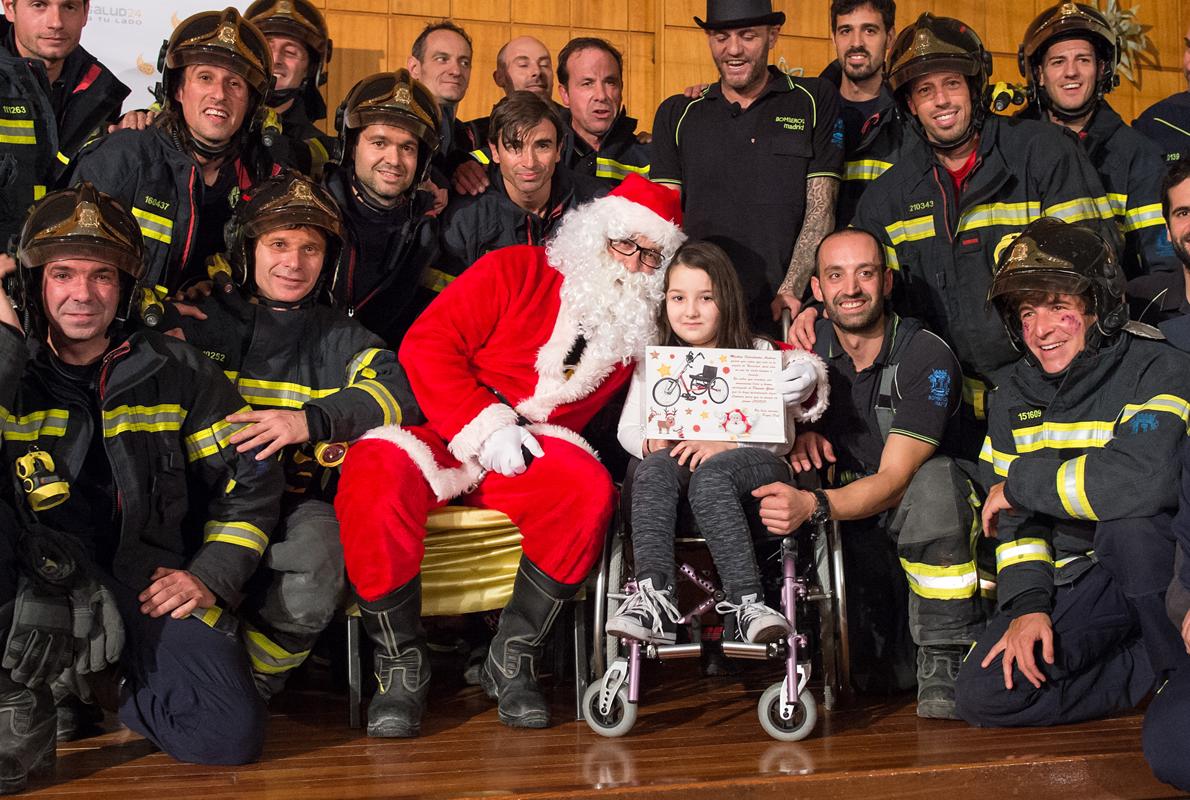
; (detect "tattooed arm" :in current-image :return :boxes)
[773,175,840,321]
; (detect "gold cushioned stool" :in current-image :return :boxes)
[345,506,590,727]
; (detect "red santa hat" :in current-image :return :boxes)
[601,173,685,256]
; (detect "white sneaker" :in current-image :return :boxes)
[716,594,790,644]
[606,578,681,644]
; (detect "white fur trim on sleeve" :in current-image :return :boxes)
[524,423,600,460]
[447,403,521,464]
[783,349,830,423]
[359,425,483,502]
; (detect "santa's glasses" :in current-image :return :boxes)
[609,238,663,269]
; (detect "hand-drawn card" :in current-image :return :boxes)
[643,346,786,444]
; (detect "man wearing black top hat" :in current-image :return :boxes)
[651,0,844,334]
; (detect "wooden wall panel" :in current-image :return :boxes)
[317,0,1186,136]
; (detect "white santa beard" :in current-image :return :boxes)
[557,248,664,366]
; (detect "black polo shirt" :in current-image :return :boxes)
[651,67,844,315]
[811,313,961,476]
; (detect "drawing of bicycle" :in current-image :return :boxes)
[653,354,730,406]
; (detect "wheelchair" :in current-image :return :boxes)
[583,497,849,741]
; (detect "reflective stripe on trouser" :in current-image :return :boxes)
[889,455,986,646]
[239,499,346,679]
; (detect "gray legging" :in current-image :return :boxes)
[629,446,792,603]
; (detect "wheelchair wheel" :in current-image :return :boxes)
[758,682,817,742]
[583,681,637,738]
[652,377,681,407]
[708,376,729,404]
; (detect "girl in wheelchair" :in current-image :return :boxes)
[608,240,829,647]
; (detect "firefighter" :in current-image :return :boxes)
[175,170,420,700]
[0,0,130,251]
[0,183,283,792]
[70,8,279,302]
[846,12,1119,458]
[245,0,336,179]
[957,217,1190,729]
[324,69,441,347]
[1018,1,1175,278]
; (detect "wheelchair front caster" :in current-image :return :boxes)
[583,681,637,738]
[758,681,817,741]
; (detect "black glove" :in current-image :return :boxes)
[3,576,72,687]
[68,580,124,675]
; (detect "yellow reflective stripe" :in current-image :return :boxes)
[132,207,173,244]
[1012,419,1115,452]
[899,558,979,599]
[956,200,1039,233]
[346,348,384,384]
[1106,192,1128,217]
[1119,394,1190,432]
[306,137,329,175]
[236,378,337,410]
[979,437,1017,477]
[996,538,1053,570]
[469,148,490,165]
[1056,554,1090,569]
[352,379,402,426]
[885,214,935,245]
[203,520,269,554]
[421,267,455,293]
[1057,454,1097,520]
[961,376,987,420]
[192,605,223,628]
[883,244,900,271]
[594,158,649,181]
[243,624,310,674]
[56,151,69,165]
[183,408,249,462]
[32,185,45,200]
[1044,195,1111,224]
[1123,202,1164,232]
[844,159,893,182]
[101,403,186,437]
[1,408,69,440]
[0,117,35,144]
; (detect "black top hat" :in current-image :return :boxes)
[694,0,786,30]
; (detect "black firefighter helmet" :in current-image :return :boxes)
[333,68,441,184]
[11,182,146,335]
[886,13,993,151]
[1018,2,1120,121]
[224,170,344,306]
[246,0,332,120]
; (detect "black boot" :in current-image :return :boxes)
[0,602,56,794]
[480,557,580,729]
[358,577,430,738]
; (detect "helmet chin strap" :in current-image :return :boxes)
[928,120,979,154]
[269,87,301,107]
[1043,93,1098,125]
[349,171,410,215]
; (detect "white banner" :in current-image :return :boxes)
[81,2,253,113]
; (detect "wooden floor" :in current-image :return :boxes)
[20,659,1184,800]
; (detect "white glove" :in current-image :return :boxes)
[478,425,545,477]
[777,360,818,406]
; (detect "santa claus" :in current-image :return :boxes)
[335,174,685,738]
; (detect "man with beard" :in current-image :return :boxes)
[651,0,844,333]
[821,0,901,227]
[755,228,978,718]
[323,69,441,347]
[1127,160,1190,338]
[333,174,684,738]
[439,91,605,276]
[1017,2,1175,279]
[70,8,278,300]
[1134,23,1190,164]
[0,0,129,254]
[246,0,336,180]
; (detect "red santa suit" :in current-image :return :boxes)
[336,177,686,602]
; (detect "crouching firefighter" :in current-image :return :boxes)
[176,171,422,700]
[0,183,284,792]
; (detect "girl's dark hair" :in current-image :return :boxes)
[656,240,755,350]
